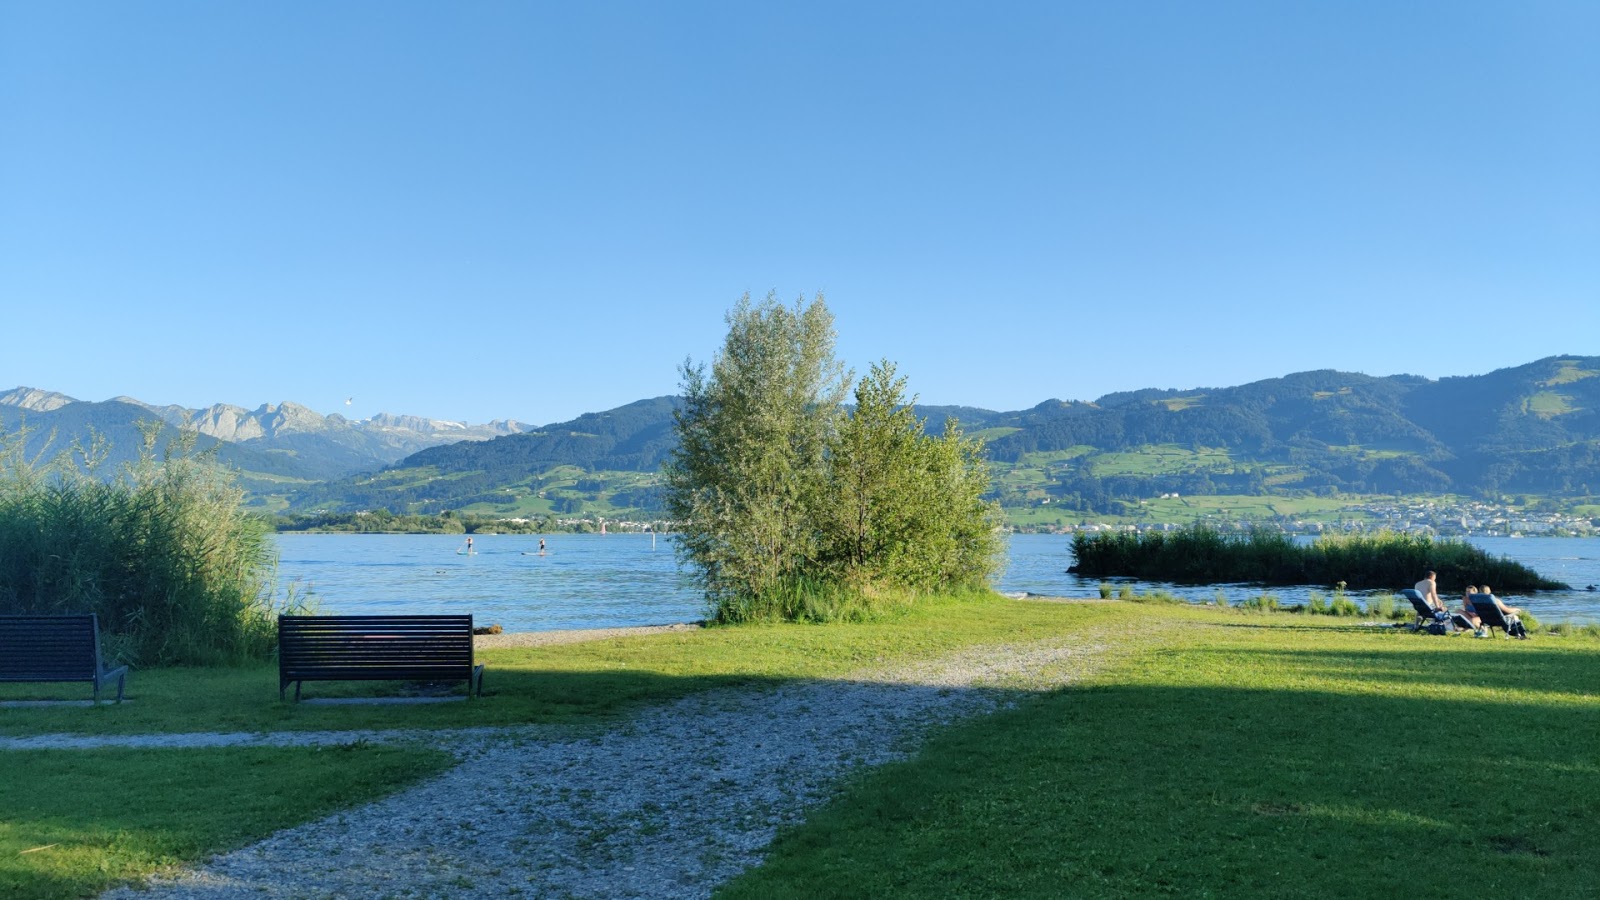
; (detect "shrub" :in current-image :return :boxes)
[1098,582,1114,600]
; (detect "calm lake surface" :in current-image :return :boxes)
[274,533,1600,631]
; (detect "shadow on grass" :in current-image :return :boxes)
[721,663,1600,899]
[1182,644,1600,699]
[0,665,795,739]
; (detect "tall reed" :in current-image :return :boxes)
[0,425,300,665]
[1071,526,1565,592]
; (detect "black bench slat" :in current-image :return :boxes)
[277,614,484,701]
[0,614,128,702]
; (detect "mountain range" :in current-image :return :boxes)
[4,355,1598,518]
[0,387,528,486]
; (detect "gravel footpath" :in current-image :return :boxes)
[84,625,1121,899]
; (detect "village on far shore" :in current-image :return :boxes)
[1036,496,1600,538]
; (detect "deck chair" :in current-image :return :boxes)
[1470,594,1525,639]
[1401,589,1450,633]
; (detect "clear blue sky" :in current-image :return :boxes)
[3,2,1595,426]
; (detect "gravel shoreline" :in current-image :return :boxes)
[91,628,1121,899]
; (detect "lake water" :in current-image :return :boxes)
[274,533,1600,631]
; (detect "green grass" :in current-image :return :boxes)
[1524,391,1577,418]
[6,600,1598,898]
[0,596,1145,738]
[720,610,1600,899]
[0,744,452,899]
[1542,360,1598,386]
[1086,444,1233,477]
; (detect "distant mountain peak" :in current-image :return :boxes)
[0,386,78,413]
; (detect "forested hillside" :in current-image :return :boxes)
[287,356,1600,518]
[10,357,1598,519]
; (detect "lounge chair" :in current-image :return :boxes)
[1400,589,1451,633]
[1469,594,1525,639]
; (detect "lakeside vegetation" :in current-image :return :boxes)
[0,427,297,666]
[1071,526,1569,592]
[5,598,1598,897]
[665,294,999,623]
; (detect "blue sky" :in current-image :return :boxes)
[2,2,1595,426]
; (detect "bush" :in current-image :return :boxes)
[1098,582,1114,600]
[0,426,301,665]
[1365,593,1397,620]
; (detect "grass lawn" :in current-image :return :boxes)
[720,613,1600,899]
[0,744,452,899]
[0,595,1145,737]
[6,600,1598,898]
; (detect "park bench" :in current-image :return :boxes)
[0,614,129,702]
[277,614,485,701]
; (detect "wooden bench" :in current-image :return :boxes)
[0,614,129,703]
[278,614,485,701]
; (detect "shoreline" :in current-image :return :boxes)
[472,621,705,649]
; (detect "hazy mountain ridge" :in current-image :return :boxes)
[0,388,531,481]
[7,355,1599,517]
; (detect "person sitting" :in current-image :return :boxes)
[1455,585,1485,636]
[1477,585,1529,639]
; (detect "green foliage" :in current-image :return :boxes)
[1239,592,1281,613]
[1365,592,1398,620]
[819,361,1001,595]
[1098,582,1114,599]
[665,293,848,616]
[0,425,296,665]
[1071,525,1565,591]
[665,296,999,622]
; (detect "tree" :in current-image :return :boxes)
[820,361,1001,592]
[664,292,848,613]
[666,297,1001,621]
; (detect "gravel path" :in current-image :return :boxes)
[88,630,1119,899]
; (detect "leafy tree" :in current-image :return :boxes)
[821,361,1000,592]
[664,292,848,612]
[666,298,999,620]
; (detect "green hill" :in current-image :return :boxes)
[284,356,1600,520]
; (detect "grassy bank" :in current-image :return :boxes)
[721,611,1600,898]
[1071,526,1567,591]
[6,598,1597,898]
[0,594,1137,737]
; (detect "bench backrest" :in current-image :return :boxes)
[1469,595,1509,628]
[278,615,475,682]
[0,614,104,683]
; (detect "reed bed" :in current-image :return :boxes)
[1070,526,1566,592]
[0,427,299,665]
